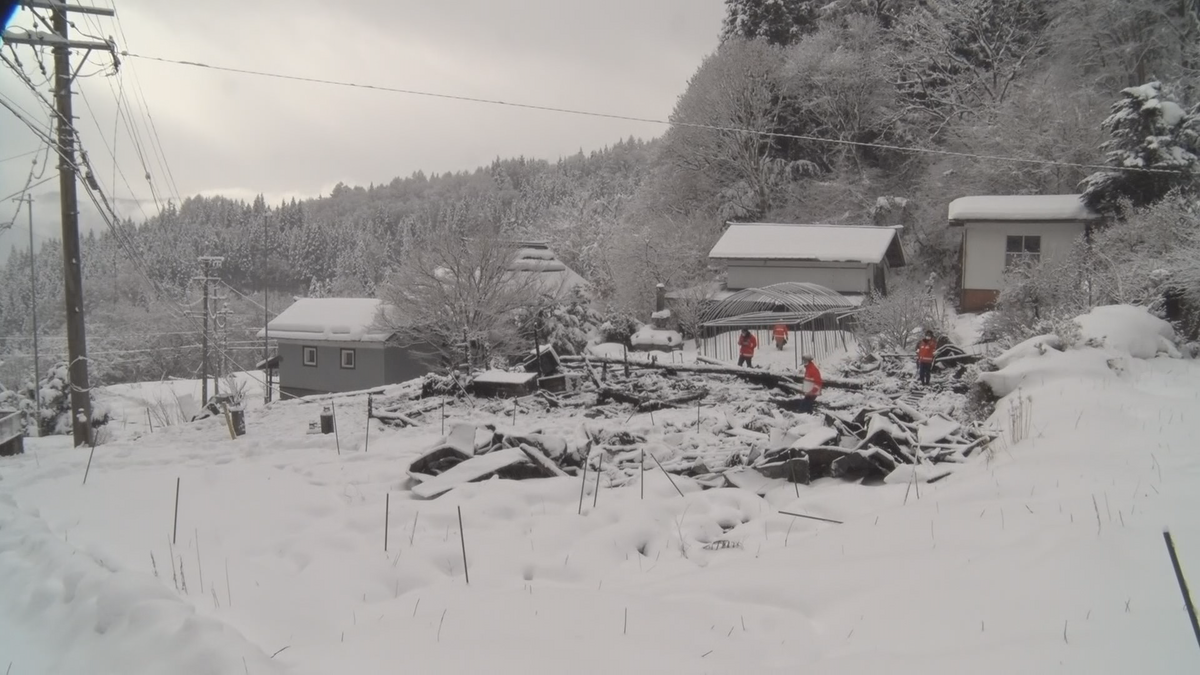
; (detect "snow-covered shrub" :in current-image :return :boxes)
[597,312,642,347]
[525,286,601,356]
[854,281,945,353]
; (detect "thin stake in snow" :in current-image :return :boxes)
[593,453,603,508]
[384,493,390,552]
[441,396,445,435]
[410,510,420,545]
[82,431,97,485]
[437,609,448,642]
[578,454,589,515]
[146,407,153,433]
[195,528,205,594]
[457,506,469,585]
[332,402,341,455]
[1163,529,1200,650]
[789,460,799,499]
[172,477,180,544]
[1092,494,1103,535]
[225,557,232,607]
[365,394,372,452]
[623,607,628,635]
[650,452,685,498]
[779,510,843,525]
[640,448,644,500]
[512,399,518,425]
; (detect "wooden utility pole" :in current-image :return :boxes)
[194,256,224,403]
[4,2,118,446]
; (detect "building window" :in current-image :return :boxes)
[340,348,356,370]
[1005,235,1041,271]
[302,346,318,367]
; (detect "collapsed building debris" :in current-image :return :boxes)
[367,339,995,499]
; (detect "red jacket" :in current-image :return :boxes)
[917,339,937,365]
[803,361,822,397]
[773,324,788,340]
[738,333,758,357]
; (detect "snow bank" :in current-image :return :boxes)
[991,334,1062,369]
[631,326,683,349]
[0,496,281,675]
[1073,305,1178,359]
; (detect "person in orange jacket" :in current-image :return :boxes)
[799,355,822,413]
[772,323,789,350]
[737,329,758,367]
[916,329,937,386]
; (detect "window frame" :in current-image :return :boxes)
[302,345,318,367]
[1004,235,1042,271]
[340,348,356,370]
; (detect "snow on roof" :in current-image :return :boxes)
[947,195,1099,223]
[257,298,394,342]
[708,224,902,265]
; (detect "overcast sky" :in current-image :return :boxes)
[1,0,725,251]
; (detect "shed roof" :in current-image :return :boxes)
[256,298,395,342]
[947,194,1099,224]
[709,223,906,266]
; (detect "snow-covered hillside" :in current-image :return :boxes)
[1,308,1198,674]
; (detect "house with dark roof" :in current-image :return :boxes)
[707,223,907,297]
[948,194,1101,312]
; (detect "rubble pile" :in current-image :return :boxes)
[370,340,994,499]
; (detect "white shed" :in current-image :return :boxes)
[948,195,1101,311]
[708,223,906,295]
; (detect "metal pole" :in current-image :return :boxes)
[263,219,271,403]
[52,7,92,446]
[22,195,41,435]
[201,258,209,404]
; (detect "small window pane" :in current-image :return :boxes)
[1005,236,1023,253]
[1024,236,1041,253]
[303,346,318,367]
[340,349,356,369]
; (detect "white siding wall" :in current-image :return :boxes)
[726,261,871,293]
[962,221,1087,290]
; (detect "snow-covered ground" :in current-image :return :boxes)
[2,308,1199,674]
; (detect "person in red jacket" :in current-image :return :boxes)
[737,329,758,367]
[772,323,789,350]
[799,355,822,413]
[916,330,937,386]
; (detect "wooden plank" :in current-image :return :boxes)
[411,447,529,499]
[518,444,569,477]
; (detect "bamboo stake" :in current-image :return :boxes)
[593,453,603,508]
[779,510,843,525]
[457,506,469,585]
[649,452,685,497]
[384,493,390,552]
[332,402,341,455]
[82,431,97,485]
[1164,529,1200,649]
[172,477,180,544]
[364,394,372,452]
[578,453,589,515]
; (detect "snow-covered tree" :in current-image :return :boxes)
[1082,81,1199,213]
[377,228,546,371]
[720,0,821,46]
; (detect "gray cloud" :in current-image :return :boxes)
[2,0,724,251]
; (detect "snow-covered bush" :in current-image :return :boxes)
[854,282,946,353]
[524,286,601,356]
[596,312,642,347]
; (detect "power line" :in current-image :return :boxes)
[121,50,1186,177]
[0,148,42,164]
[1,173,55,203]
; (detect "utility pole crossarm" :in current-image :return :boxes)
[20,1,115,16]
[1,30,114,51]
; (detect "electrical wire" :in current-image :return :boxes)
[120,50,1186,177]
[0,148,42,163]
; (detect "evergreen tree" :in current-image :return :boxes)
[1082,81,1199,213]
[720,0,820,46]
